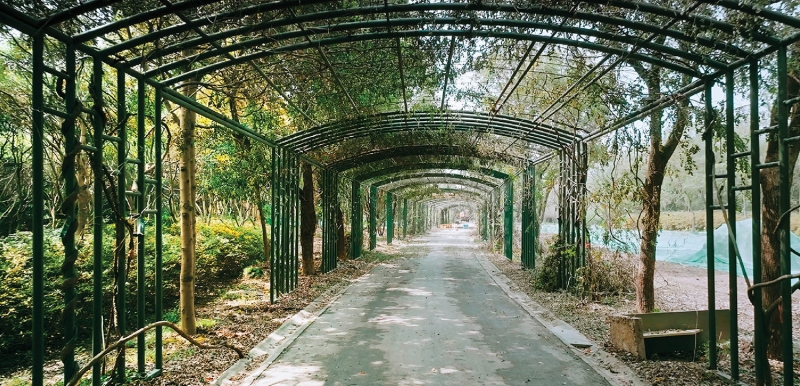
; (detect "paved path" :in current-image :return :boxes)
[245,230,611,385]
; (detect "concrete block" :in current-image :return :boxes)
[609,315,646,360]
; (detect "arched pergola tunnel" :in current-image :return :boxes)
[2,1,799,385]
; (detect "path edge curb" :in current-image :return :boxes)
[475,252,649,386]
[212,268,371,386]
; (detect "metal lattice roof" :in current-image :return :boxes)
[4,0,799,184]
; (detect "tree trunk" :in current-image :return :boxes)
[336,204,346,261]
[636,156,667,313]
[178,76,199,335]
[534,166,556,255]
[761,61,800,360]
[632,65,689,313]
[300,163,317,275]
[258,201,270,269]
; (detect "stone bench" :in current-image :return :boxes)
[609,309,731,359]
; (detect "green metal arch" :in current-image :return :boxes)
[147,17,720,80]
[163,28,700,85]
[355,162,510,183]
[374,173,501,191]
[329,145,531,172]
[279,110,576,152]
[434,203,476,212]
[389,183,490,196]
[416,197,482,207]
[78,1,762,69]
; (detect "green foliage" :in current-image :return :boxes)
[164,306,180,324]
[0,221,265,358]
[533,236,573,292]
[195,222,265,280]
[0,230,78,356]
[575,248,636,299]
[243,265,264,278]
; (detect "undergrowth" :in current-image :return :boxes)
[533,235,635,299]
[0,220,265,366]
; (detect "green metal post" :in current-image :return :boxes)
[369,185,377,250]
[115,66,128,382]
[482,203,488,241]
[91,57,105,386]
[295,156,300,287]
[777,45,793,386]
[136,77,147,375]
[350,181,362,258]
[704,78,717,370]
[270,147,278,303]
[61,45,79,385]
[31,34,44,386]
[504,179,513,260]
[402,198,408,239]
[488,192,494,250]
[283,153,290,293]
[322,170,328,272]
[293,156,299,288]
[532,163,537,269]
[154,88,164,370]
[749,59,766,384]
[749,58,766,383]
[725,71,739,380]
[522,168,529,267]
[387,193,394,244]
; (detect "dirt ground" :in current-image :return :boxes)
[486,245,800,386]
[0,240,414,386]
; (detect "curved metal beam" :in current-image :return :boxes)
[279,110,576,152]
[161,28,701,85]
[389,183,489,196]
[328,145,532,171]
[355,162,509,183]
[374,173,500,191]
[92,2,755,63]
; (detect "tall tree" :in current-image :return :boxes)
[629,60,691,313]
[178,70,199,335]
[760,46,800,361]
[300,162,317,275]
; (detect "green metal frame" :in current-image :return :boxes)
[402,199,408,239]
[521,164,536,269]
[270,148,300,303]
[350,181,364,259]
[504,179,514,260]
[8,2,800,385]
[386,193,394,244]
[322,169,339,273]
[369,185,378,250]
[354,162,510,182]
[328,145,530,172]
[553,142,587,289]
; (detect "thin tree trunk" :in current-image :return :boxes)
[534,165,555,255]
[636,158,666,312]
[336,204,346,261]
[258,201,270,269]
[178,72,199,335]
[300,163,317,275]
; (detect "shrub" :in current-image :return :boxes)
[195,222,265,281]
[0,220,267,360]
[575,248,636,300]
[533,235,575,292]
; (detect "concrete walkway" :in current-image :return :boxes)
[241,230,611,385]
